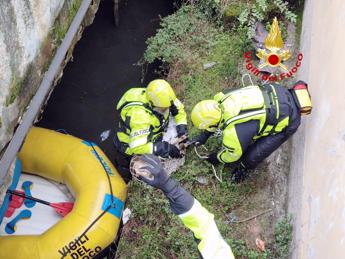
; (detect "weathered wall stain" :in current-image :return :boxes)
[0,0,100,152]
[0,0,64,151]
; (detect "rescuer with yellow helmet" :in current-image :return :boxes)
[114,79,188,162]
[191,81,311,182]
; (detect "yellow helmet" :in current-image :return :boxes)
[146,79,176,108]
[191,100,222,132]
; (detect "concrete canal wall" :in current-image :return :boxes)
[0,0,100,153]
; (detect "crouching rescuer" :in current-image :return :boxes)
[114,79,188,165]
[130,154,235,259]
[191,81,312,183]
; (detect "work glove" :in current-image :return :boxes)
[170,102,179,116]
[176,124,188,138]
[153,141,182,158]
[231,163,248,183]
[132,155,194,214]
[206,152,220,166]
[191,131,213,146]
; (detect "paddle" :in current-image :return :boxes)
[7,190,74,217]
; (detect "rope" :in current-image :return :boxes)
[241,73,254,87]
[79,205,112,238]
[75,141,116,239]
[212,164,223,183]
[194,145,223,183]
[194,145,208,159]
[88,142,114,204]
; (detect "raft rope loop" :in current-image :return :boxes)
[78,141,116,239]
[88,142,114,204]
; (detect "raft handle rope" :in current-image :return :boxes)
[194,145,223,183]
[77,141,116,240]
[88,142,114,204]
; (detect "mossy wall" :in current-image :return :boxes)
[0,0,100,153]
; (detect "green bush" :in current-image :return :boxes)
[191,0,223,24]
[274,215,293,258]
[238,0,298,39]
[144,5,216,64]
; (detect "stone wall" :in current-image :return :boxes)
[0,0,100,153]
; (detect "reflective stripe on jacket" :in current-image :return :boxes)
[214,84,292,163]
[115,88,187,155]
[179,199,235,259]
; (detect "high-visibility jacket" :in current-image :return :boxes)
[214,84,292,164]
[115,88,187,155]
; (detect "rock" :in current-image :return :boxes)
[196,176,208,185]
[203,62,217,70]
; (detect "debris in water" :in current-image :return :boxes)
[196,176,208,185]
[100,130,111,142]
[122,208,132,224]
[203,62,217,70]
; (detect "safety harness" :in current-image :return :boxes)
[258,84,280,136]
[219,84,283,137]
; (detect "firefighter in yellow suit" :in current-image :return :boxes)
[114,79,188,159]
[190,81,311,182]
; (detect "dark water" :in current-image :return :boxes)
[37,0,173,172]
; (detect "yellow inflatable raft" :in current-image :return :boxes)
[0,127,127,259]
